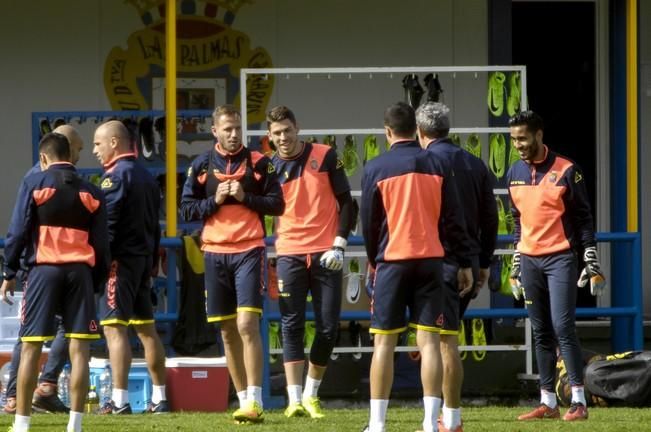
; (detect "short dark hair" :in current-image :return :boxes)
[508,110,544,133]
[39,132,70,161]
[212,104,241,124]
[266,105,297,129]
[384,102,416,136]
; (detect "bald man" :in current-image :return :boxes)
[93,121,169,414]
[3,125,85,416]
[53,125,84,164]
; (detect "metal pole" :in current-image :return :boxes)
[165,0,177,239]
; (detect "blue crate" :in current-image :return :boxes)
[89,358,152,413]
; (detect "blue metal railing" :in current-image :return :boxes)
[0,232,644,346]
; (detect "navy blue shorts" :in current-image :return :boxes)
[20,264,99,341]
[99,256,154,326]
[369,258,443,334]
[204,247,265,322]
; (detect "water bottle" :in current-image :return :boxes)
[57,364,71,407]
[98,364,112,405]
[0,362,11,407]
[85,385,99,413]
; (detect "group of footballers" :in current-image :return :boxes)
[1,120,169,432]
[0,99,606,432]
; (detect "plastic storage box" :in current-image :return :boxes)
[165,357,228,412]
[89,357,151,413]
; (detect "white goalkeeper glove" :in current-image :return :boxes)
[577,246,606,296]
[509,251,524,301]
[320,236,346,271]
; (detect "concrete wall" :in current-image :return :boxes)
[0,0,488,226]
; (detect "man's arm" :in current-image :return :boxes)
[335,191,355,238]
[3,179,35,280]
[361,168,381,269]
[153,183,162,255]
[241,155,285,216]
[440,168,472,268]
[326,147,355,239]
[99,174,124,246]
[565,165,596,248]
[507,172,522,248]
[478,168,498,268]
[179,155,219,222]
[89,191,111,290]
[507,168,524,300]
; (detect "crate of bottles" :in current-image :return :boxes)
[0,292,22,347]
[89,357,151,413]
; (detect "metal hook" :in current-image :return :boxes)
[263,74,268,80]
[285,74,290,80]
[474,72,478,79]
[348,73,352,79]
[306,73,310,80]
[453,72,456,79]
[389,73,393,79]
[369,73,373,79]
[327,74,331,80]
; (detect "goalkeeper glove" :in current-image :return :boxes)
[509,251,524,300]
[320,236,346,271]
[577,246,606,296]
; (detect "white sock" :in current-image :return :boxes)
[422,396,442,432]
[287,385,302,405]
[247,386,263,407]
[442,405,461,430]
[67,411,83,432]
[112,388,129,408]
[303,376,322,399]
[571,385,587,406]
[152,385,166,404]
[369,399,389,432]
[13,415,31,432]
[237,390,247,408]
[540,389,558,409]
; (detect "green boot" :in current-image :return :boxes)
[363,135,380,163]
[463,133,481,158]
[489,134,506,179]
[343,135,361,177]
[487,72,506,117]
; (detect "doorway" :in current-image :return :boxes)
[512,1,597,307]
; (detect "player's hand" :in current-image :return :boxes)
[215,181,231,205]
[510,251,524,300]
[365,263,375,298]
[474,267,490,298]
[229,181,245,202]
[457,267,473,297]
[578,246,606,296]
[320,236,347,271]
[1,279,16,305]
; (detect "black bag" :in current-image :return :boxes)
[172,234,218,356]
[585,351,651,406]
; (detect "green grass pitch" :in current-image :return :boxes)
[2,406,651,431]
